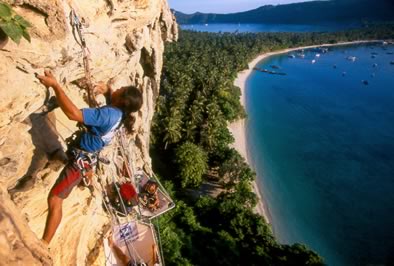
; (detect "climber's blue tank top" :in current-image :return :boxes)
[79,106,123,152]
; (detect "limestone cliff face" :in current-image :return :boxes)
[0,0,177,265]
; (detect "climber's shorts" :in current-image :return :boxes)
[50,161,91,199]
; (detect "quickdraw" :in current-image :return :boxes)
[76,157,92,186]
[70,148,98,186]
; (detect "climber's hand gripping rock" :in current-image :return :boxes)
[36,70,59,89]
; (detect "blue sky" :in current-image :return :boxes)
[168,0,316,14]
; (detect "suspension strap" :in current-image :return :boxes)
[116,130,134,179]
[153,219,165,266]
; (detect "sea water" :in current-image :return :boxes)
[180,23,359,33]
[245,43,394,265]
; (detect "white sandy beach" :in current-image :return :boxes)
[228,40,380,224]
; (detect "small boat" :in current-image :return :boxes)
[320,48,329,53]
[270,65,281,69]
[297,53,305,58]
[347,56,356,62]
[371,55,376,59]
[387,52,393,55]
[311,59,316,64]
[362,80,369,85]
[315,53,321,57]
[373,63,378,68]
[288,54,295,58]
[342,72,347,76]
[390,61,394,65]
[204,23,208,26]
[382,41,388,45]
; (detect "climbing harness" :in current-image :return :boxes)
[72,148,98,186]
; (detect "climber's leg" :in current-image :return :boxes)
[42,194,63,244]
[42,162,82,244]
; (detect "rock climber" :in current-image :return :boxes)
[139,180,160,212]
[36,70,143,244]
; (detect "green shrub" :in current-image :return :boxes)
[175,142,208,188]
[0,2,31,44]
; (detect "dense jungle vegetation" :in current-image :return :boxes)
[151,25,394,265]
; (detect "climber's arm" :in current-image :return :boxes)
[108,234,132,266]
[36,70,83,122]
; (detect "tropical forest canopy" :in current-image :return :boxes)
[151,25,394,265]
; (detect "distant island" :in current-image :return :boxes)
[174,0,394,25]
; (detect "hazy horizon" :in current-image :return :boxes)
[169,0,317,14]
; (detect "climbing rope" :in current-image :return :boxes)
[70,8,97,108]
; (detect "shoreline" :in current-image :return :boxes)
[228,39,380,225]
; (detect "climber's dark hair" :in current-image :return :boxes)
[121,86,143,134]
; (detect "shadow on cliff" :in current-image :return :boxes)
[9,110,67,195]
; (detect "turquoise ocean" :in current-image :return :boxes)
[245,43,394,265]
